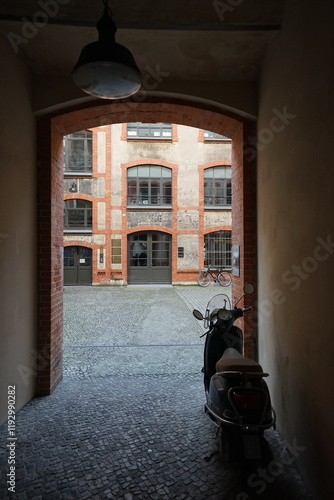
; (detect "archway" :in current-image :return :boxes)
[36,97,257,395]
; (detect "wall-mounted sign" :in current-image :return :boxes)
[232,245,240,276]
[178,247,184,258]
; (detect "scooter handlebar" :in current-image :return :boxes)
[242,307,253,313]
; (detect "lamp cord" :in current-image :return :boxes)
[103,0,112,16]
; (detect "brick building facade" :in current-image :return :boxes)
[63,122,232,285]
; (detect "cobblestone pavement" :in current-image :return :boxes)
[0,285,313,500]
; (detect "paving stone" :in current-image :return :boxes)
[0,286,313,499]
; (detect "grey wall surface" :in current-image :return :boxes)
[0,35,37,423]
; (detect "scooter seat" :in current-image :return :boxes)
[216,348,263,373]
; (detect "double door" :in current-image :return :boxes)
[64,246,92,285]
[128,232,171,284]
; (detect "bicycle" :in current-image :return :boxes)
[197,266,232,287]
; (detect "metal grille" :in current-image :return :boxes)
[204,231,232,269]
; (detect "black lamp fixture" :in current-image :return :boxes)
[72,0,141,99]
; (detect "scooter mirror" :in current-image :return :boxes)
[193,310,204,320]
[244,283,255,295]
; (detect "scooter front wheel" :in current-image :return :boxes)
[197,272,211,287]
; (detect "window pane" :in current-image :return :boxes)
[139,181,149,203]
[137,165,150,177]
[150,165,162,177]
[214,166,231,179]
[161,167,172,178]
[152,241,169,266]
[111,238,122,265]
[130,240,147,267]
[151,181,160,204]
[128,166,138,178]
[64,247,75,267]
[163,181,172,204]
[67,209,85,227]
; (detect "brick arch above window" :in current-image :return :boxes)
[127,226,173,235]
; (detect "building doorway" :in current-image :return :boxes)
[64,246,92,285]
[128,231,171,284]
[36,98,256,395]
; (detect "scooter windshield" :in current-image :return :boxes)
[204,294,231,328]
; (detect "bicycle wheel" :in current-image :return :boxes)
[197,271,211,287]
[217,272,231,287]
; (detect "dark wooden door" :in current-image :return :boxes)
[128,232,171,284]
[64,246,92,285]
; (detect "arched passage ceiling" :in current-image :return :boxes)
[0,0,286,117]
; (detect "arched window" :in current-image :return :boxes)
[127,165,172,206]
[204,166,231,206]
[204,231,232,269]
[64,199,92,230]
[63,130,92,173]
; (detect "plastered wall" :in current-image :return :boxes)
[257,1,334,498]
[0,36,36,423]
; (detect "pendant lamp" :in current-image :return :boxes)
[72,0,141,99]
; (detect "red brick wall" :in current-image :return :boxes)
[36,118,64,395]
[232,122,257,358]
[37,97,257,394]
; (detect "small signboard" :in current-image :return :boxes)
[232,246,240,276]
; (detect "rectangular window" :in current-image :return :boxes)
[111,238,122,264]
[204,231,232,269]
[64,131,93,173]
[127,123,172,140]
[203,130,231,142]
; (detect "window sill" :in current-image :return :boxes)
[204,206,231,210]
[64,172,93,177]
[126,138,173,142]
[203,140,231,143]
[63,229,92,234]
[127,205,172,210]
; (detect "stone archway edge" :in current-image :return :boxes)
[36,96,257,395]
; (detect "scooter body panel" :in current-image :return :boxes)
[210,374,273,421]
[203,325,243,391]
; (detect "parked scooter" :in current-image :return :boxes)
[193,284,276,478]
